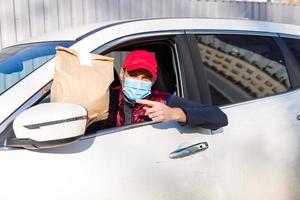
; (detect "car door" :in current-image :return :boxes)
[0,33,217,200]
[187,31,300,199]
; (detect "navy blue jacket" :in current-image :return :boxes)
[167,95,228,129]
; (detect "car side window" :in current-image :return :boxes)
[0,41,74,95]
[195,34,291,106]
[85,40,179,134]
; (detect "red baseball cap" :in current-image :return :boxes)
[123,50,157,80]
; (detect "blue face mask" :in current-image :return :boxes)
[123,78,152,103]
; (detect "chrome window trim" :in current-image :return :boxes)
[173,42,184,97]
[220,87,300,110]
[82,121,160,141]
[93,30,186,97]
[2,29,298,142]
[93,30,184,53]
[278,33,300,40]
[185,30,279,37]
[2,28,299,145]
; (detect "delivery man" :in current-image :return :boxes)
[93,50,228,130]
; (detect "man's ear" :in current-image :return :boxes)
[119,68,125,81]
[151,79,156,85]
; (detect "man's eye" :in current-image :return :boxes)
[128,72,137,77]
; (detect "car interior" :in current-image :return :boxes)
[84,41,179,133]
[106,41,178,94]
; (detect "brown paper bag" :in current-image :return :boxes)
[50,46,114,125]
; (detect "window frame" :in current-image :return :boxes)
[186,30,295,108]
[84,32,191,138]
[93,31,186,96]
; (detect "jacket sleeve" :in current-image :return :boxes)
[166,95,228,130]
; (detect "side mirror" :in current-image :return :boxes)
[7,103,87,150]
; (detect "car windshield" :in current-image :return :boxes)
[0,41,74,95]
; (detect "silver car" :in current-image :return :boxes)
[0,18,300,200]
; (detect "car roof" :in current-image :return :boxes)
[20,21,117,44]
[16,18,300,45]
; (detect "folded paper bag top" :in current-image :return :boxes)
[50,46,114,125]
[78,49,92,66]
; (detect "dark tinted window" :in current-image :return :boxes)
[196,34,291,106]
[283,37,300,66]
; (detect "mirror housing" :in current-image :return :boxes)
[8,103,87,150]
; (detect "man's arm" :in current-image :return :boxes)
[136,99,186,123]
[166,95,228,129]
[136,96,228,130]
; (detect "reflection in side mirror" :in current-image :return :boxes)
[7,103,87,150]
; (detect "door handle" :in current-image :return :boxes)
[297,113,300,120]
[169,142,209,159]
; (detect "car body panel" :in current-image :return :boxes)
[213,88,300,199]
[1,18,300,200]
[1,122,214,200]
[2,18,300,125]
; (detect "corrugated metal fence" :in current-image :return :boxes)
[1,0,300,49]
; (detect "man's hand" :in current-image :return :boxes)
[136,99,186,123]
